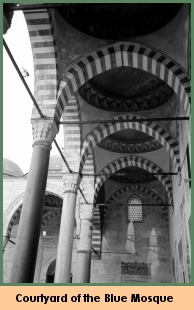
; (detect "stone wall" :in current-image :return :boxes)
[91,190,171,283]
[169,104,191,283]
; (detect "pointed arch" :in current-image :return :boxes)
[93,155,173,205]
[3,187,63,251]
[80,114,180,174]
[56,42,190,121]
[102,185,168,228]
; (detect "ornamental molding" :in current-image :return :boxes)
[98,137,162,154]
[31,119,59,145]
[63,173,80,193]
[79,81,174,113]
[121,261,151,276]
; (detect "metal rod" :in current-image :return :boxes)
[79,188,88,204]
[8,239,16,245]
[53,140,88,203]
[97,204,171,207]
[82,172,177,176]
[59,117,189,125]
[3,236,16,245]
[8,4,71,11]
[3,38,45,119]
[53,140,72,173]
[4,38,88,204]
[92,247,98,254]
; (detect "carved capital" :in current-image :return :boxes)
[63,173,79,194]
[31,119,59,145]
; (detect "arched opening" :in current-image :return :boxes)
[94,155,172,205]
[127,195,143,223]
[56,42,190,122]
[80,114,180,175]
[45,260,72,283]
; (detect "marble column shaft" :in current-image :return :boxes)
[10,120,58,283]
[74,204,93,283]
[54,173,79,283]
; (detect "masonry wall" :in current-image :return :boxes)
[91,190,171,283]
[169,104,191,283]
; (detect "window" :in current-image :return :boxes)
[127,195,142,222]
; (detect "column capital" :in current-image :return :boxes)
[31,119,59,146]
[63,173,79,194]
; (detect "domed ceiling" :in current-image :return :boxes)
[79,67,174,112]
[59,4,182,40]
[98,129,162,153]
[108,166,157,184]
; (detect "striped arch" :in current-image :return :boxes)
[102,185,168,228]
[56,42,190,122]
[80,114,180,174]
[24,9,59,119]
[3,204,22,252]
[94,155,173,205]
[3,189,63,251]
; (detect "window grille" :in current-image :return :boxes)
[127,195,142,222]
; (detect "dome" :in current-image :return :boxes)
[3,158,23,177]
[49,154,63,170]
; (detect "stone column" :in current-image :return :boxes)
[74,203,93,283]
[10,120,58,283]
[54,173,79,283]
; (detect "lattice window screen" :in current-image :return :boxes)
[127,195,142,222]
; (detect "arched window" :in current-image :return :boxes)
[127,195,143,222]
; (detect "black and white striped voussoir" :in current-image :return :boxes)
[56,42,190,121]
[93,155,173,206]
[102,185,168,229]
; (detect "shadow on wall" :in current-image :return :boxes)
[102,196,171,283]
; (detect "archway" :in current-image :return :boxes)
[3,188,63,252]
[56,42,190,122]
[80,114,180,174]
[93,155,172,205]
[45,259,73,283]
[103,185,167,228]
